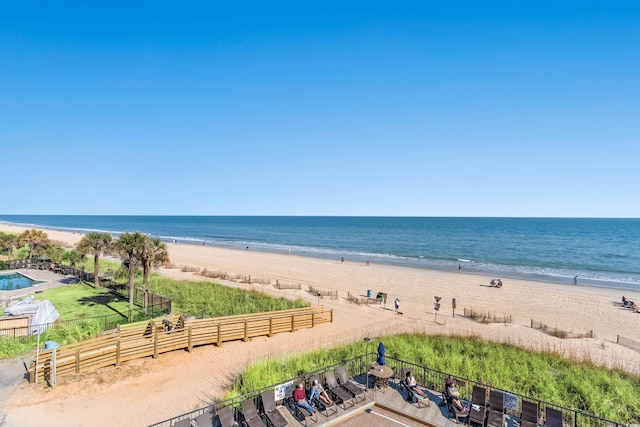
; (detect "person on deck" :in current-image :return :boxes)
[293,383,317,416]
[308,379,332,406]
[406,371,427,398]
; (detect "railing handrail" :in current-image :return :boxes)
[147,353,630,427]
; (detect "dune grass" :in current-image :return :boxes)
[145,275,307,317]
[235,334,640,423]
[0,318,104,359]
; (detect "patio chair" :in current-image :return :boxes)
[468,385,488,426]
[521,400,540,426]
[399,369,429,408]
[442,379,469,424]
[241,398,267,427]
[336,365,366,402]
[308,375,337,418]
[324,370,355,409]
[487,390,505,427]
[217,405,239,427]
[260,390,288,427]
[194,412,212,427]
[545,407,564,427]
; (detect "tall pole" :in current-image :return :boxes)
[364,337,371,389]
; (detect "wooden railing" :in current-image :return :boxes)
[29,306,333,384]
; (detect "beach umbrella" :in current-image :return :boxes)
[376,341,386,365]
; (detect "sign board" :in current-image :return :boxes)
[434,303,441,311]
[504,393,519,412]
[274,381,294,401]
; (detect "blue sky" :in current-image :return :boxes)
[1,1,638,217]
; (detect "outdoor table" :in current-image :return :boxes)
[370,363,394,391]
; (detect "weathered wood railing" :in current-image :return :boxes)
[29,306,333,384]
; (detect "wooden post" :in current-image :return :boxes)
[312,312,315,328]
[187,327,192,352]
[243,320,248,342]
[268,317,273,337]
[153,329,159,359]
[291,313,295,332]
[75,350,80,374]
[116,339,121,366]
[330,309,333,323]
[216,323,222,347]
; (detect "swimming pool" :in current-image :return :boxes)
[0,272,44,291]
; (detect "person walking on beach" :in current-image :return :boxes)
[458,263,461,272]
[573,275,578,285]
[394,298,400,314]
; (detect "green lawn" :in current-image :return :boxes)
[32,283,131,320]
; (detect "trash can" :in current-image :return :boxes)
[367,290,372,298]
[44,341,60,350]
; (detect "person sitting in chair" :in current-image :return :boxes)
[446,380,467,413]
[308,379,332,406]
[406,371,427,398]
[293,383,317,416]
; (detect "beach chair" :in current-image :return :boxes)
[260,390,288,427]
[487,390,505,427]
[521,400,540,427]
[324,370,355,409]
[468,385,488,426]
[241,398,267,427]
[545,407,564,427]
[399,369,429,408]
[336,365,366,402]
[194,412,212,427]
[217,405,239,427]
[173,419,191,427]
[308,375,337,418]
[442,379,468,423]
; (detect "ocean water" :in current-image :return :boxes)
[1,215,639,291]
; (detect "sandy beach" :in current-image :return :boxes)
[1,223,639,427]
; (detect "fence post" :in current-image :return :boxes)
[291,313,296,332]
[153,329,159,359]
[116,339,121,366]
[216,323,222,347]
[268,317,273,337]
[312,312,315,328]
[75,350,80,374]
[243,320,248,342]
[187,327,192,352]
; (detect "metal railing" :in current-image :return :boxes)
[147,354,629,427]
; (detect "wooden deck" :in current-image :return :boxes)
[274,374,464,427]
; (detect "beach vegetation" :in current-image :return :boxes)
[60,250,86,268]
[0,318,105,359]
[0,232,21,261]
[76,232,114,288]
[139,237,170,310]
[145,275,307,317]
[113,232,148,322]
[19,229,49,261]
[234,334,640,423]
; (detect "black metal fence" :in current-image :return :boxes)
[0,313,127,340]
[147,354,629,427]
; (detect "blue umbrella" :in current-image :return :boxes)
[376,341,386,365]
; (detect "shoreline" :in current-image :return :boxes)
[1,221,638,293]
[1,223,640,427]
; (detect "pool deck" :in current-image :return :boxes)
[0,269,78,306]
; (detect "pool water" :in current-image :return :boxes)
[0,273,43,291]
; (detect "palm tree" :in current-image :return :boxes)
[0,232,19,262]
[114,232,148,322]
[140,237,170,311]
[20,229,49,261]
[76,232,113,288]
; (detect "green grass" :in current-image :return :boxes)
[235,334,640,424]
[32,283,131,320]
[146,275,308,317]
[0,319,105,359]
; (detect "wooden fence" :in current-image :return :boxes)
[617,335,640,353]
[29,306,333,384]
